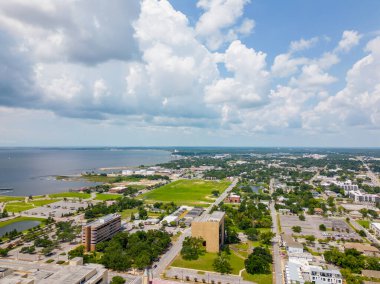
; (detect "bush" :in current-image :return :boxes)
[110,276,126,284]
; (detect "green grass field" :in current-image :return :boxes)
[5,199,60,212]
[139,179,230,206]
[0,196,24,202]
[95,193,122,201]
[81,175,142,183]
[242,269,272,284]
[171,250,244,275]
[0,216,45,228]
[357,220,370,229]
[49,192,91,199]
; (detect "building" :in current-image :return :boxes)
[82,214,121,251]
[108,186,126,193]
[224,193,241,203]
[0,259,107,284]
[370,222,380,237]
[285,260,342,284]
[347,190,380,204]
[191,211,225,252]
[344,243,380,257]
[282,234,304,254]
[336,180,359,194]
[308,266,342,284]
[362,270,380,281]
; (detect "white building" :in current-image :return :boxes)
[371,222,380,237]
[285,260,342,284]
[308,266,342,284]
[282,234,304,254]
[348,190,380,204]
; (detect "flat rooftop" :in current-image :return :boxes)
[85,213,120,229]
[196,211,225,222]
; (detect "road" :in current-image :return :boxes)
[350,219,380,245]
[358,157,380,186]
[151,178,238,278]
[269,179,283,284]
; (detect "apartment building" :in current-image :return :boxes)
[348,190,380,204]
[371,222,380,237]
[285,260,342,284]
[82,214,121,251]
[191,211,225,252]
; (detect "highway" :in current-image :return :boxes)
[269,179,283,284]
[152,178,238,278]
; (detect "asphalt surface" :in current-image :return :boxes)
[270,179,283,284]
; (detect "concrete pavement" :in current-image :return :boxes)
[270,179,284,284]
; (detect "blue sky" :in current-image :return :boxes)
[0,0,379,147]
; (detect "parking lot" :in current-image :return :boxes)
[22,200,90,218]
[280,214,362,240]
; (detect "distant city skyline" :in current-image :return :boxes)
[0,0,380,147]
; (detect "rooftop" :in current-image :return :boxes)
[196,211,225,222]
[344,243,379,253]
[85,213,120,228]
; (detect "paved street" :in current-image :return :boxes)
[351,219,380,245]
[270,179,283,284]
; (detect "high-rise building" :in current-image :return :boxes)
[82,214,121,251]
[191,211,225,253]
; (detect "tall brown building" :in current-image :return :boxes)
[82,214,121,251]
[191,211,225,253]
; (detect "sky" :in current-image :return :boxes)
[0,0,380,147]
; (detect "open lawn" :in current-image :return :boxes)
[49,192,91,199]
[0,196,24,202]
[5,199,60,212]
[0,216,46,228]
[95,193,122,201]
[357,220,370,229]
[120,208,138,219]
[171,250,244,275]
[242,269,272,284]
[81,175,141,183]
[140,179,230,206]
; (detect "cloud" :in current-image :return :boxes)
[195,0,252,50]
[335,30,362,53]
[205,40,269,107]
[289,37,319,53]
[0,0,378,141]
[304,36,380,131]
[0,0,141,65]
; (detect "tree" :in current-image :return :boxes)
[213,252,232,274]
[245,228,259,241]
[181,237,205,260]
[358,230,366,237]
[299,215,305,221]
[110,276,126,284]
[292,226,302,233]
[319,224,326,231]
[245,247,272,274]
[68,245,85,259]
[212,190,220,197]
[0,248,9,257]
[259,231,275,245]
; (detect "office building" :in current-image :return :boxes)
[82,214,121,251]
[191,211,225,252]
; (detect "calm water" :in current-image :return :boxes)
[0,148,172,196]
[0,220,41,237]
